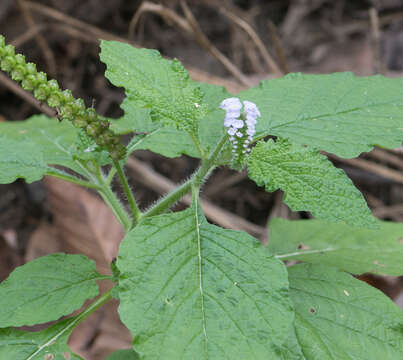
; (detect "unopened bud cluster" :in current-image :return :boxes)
[220,97,260,168]
[0,35,125,160]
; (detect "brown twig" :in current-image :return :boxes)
[126,157,266,239]
[369,6,386,74]
[17,0,57,76]
[218,7,283,76]
[0,72,56,118]
[179,0,253,87]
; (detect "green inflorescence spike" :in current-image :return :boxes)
[0,34,126,160]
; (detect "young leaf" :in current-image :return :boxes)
[0,253,104,327]
[0,115,88,177]
[0,318,83,360]
[248,138,375,227]
[116,206,294,359]
[100,40,207,135]
[288,264,403,360]
[0,136,47,184]
[105,349,140,360]
[240,72,403,158]
[269,218,403,276]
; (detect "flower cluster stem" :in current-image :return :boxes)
[112,159,142,227]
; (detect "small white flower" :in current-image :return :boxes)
[227,127,237,136]
[243,100,261,117]
[236,131,243,138]
[194,103,200,108]
[232,119,244,128]
[220,97,242,111]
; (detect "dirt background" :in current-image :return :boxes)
[1,0,403,358]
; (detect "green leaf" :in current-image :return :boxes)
[100,40,207,135]
[0,253,103,327]
[0,318,83,360]
[248,138,375,227]
[116,206,293,359]
[289,264,403,360]
[269,218,403,276]
[105,349,140,360]
[240,72,403,158]
[0,115,87,177]
[0,136,47,184]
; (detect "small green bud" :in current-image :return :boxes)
[86,123,101,137]
[47,79,59,91]
[22,74,37,91]
[25,62,37,75]
[11,65,26,81]
[47,92,63,107]
[71,109,88,128]
[34,83,49,101]
[14,54,25,65]
[99,120,110,129]
[60,104,74,119]
[72,98,86,113]
[36,71,47,83]
[4,44,15,57]
[0,35,5,48]
[86,108,97,123]
[61,89,74,104]
[1,55,16,72]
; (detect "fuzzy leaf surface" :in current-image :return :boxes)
[116,206,293,359]
[289,264,403,360]
[0,253,102,327]
[0,136,47,184]
[240,72,403,158]
[100,40,207,135]
[0,318,83,360]
[269,218,403,276]
[248,139,375,227]
[110,78,231,159]
[0,115,88,176]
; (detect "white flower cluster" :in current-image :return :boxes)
[220,97,260,157]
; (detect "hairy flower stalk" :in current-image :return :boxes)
[0,35,125,160]
[220,97,260,169]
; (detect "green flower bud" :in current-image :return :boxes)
[86,108,97,123]
[36,71,47,83]
[47,79,59,91]
[0,35,5,48]
[11,65,26,81]
[86,123,101,137]
[22,74,37,91]
[47,92,63,107]
[60,104,74,119]
[1,56,16,72]
[72,98,86,113]
[61,89,74,104]
[14,54,25,65]
[25,62,37,75]
[71,110,88,128]
[34,83,50,101]
[4,45,14,57]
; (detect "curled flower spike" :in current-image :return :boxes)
[0,34,125,160]
[220,97,261,169]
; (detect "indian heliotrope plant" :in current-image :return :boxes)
[0,34,403,359]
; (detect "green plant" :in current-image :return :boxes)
[0,35,402,359]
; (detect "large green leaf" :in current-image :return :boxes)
[289,264,403,360]
[116,206,293,359]
[0,115,88,177]
[0,136,47,184]
[0,253,104,327]
[0,318,83,360]
[100,40,207,135]
[269,218,403,276]
[248,138,375,227]
[240,72,403,158]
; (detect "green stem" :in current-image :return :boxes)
[95,167,132,231]
[46,167,101,190]
[112,159,142,227]
[26,288,113,360]
[142,133,228,219]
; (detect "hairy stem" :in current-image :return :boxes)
[142,133,228,219]
[46,167,101,190]
[112,159,142,227]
